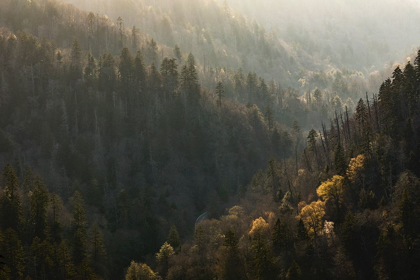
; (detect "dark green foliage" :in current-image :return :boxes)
[272,218,292,254]
[0,164,23,234]
[167,225,181,249]
[0,228,25,279]
[297,219,308,240]
[219,230,245,280]
[29,176,49,240]
[334,143,346,176]
[286,260,302,280]
[71,191,88,265]
[341,212,357,257]
[251,231,276,280]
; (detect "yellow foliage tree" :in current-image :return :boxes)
[298,200,326,238]
[249,217,270,237]
[125,261,160,280]
[346,154,365,183]
[317,175,344,219]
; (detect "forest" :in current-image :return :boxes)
[0,0,419,279]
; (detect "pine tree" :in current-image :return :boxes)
[30,236,53,279]
[0,228,25,279]
[146,39,158,65]
[251,231,276,279]
[167,225,181,250]
[30,176,49,240]
[160,57,178,94]
[0,164,23,234]
[216,81,224,108]
[264,105,274,130]
[131,26,139,52]
[355,98,371,154]
[219,230,244,280]
[334,143,346,176]
[119,47,133,94]
[173,44,182,62]
[89,223,106,263]
[50,194,62,244]
[89,223,107,277]
[133,51,147,93]
[403,61,417,116]
[341,211,357,257]
[378,79,393,133]
[272,218,292,254]
[286,260,302,280]
[156,242,174,277]
[181,54,200,105]
[84,52,97,87]
[399,189,415,237]
[414,50,420,109]
[71,191,88,265]
[53,241,76,279]
[69,38,82,81]
[194,225,205,253]
[98,52,116,94]
[297,219,308,240]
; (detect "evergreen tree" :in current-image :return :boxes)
[156,242,174,277]
[167,225,181,250]
[131,26,139,52]
[297,219,308,240]
[173,44,182,62]
[50,194,62,244]
[29,176,49,240]
[119,47,133,94]
[89,223,107,276]
[0,164,23,234]
[133,51,147,93]
[30,236,54,279]
[272,218,292,254]
[194,225,205,253]
[251,231,276,280]
[403,61,417,116]
[219,230,244,280]
[216,81,225,108]
[264,105,274,130]
[181,53,200,105]
[160,57,178,95]
[286,260,302,280]
[84,52,97,87]
[334,143,347,176]
[146,39,158,65]
[69,38,82,81]
[399,188,415,237]
[53,241,76,279]
[71,191,88,265]
[0,228,25,279]
[341,211,357,257]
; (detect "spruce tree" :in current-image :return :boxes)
[286,260,302,280]
[216,81,225,108]
[30,176,49,240]
[0,164,23,234]
[219,230,244,280]
[71,191,88,265]
[167,225,181,249]
[251,231,276,280]
[0,228,25,279]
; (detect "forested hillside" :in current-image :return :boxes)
[0,0,419,279]
[129,51,420,280]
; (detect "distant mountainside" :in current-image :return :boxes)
[60,0,338,89]
[220,0,420,72]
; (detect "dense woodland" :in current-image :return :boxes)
[0,0,420,279]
